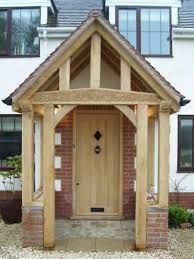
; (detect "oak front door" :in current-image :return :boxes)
[76,113,120,217]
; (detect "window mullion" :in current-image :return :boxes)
[136,8,141,52]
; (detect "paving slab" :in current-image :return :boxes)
[55,239,68,250]
[95,238,125,252]
[66,238,96,252]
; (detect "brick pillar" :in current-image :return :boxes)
[147,207,168,249]
[123,116,136,219]
[22,206,44,247]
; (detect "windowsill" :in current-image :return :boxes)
[177,170,194,174]
[0,54,40,58]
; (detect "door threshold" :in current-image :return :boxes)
[71,215,124,220]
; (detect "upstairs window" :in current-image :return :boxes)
[178,116,194,172]
[117,7,171,56]
[0,8,40,57]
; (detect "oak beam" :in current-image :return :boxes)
[158,102,170,207]
[22,106,34,206]
[59,58,70,90]
[43,104,55,248]
[31,89,161,105]
[115,105,136,127]
[148,118,155,187]
[90,33,101,88]
[136,104,148,249]
[54,104,76,127]
[121,58,131,91]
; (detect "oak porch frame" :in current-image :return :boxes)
[21,100,170,249]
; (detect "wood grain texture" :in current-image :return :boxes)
[90,33,101,88]
[22,108,34,206]
[148,118,155,187]
[115,105,136,127]
[54,104,76,127]
[31,89,161,105]
[121,58,131,91]
[43,104,55,248]
[158,109,170,208]
[75,113,120,216]
[136,104,148,249]
[59,58,70,90]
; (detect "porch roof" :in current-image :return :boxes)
[3,11,185,108]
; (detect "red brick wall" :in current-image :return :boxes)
[123,115,136,219]
[147,208,168,249]
[55,113,73,218]
[169,192,194,209]
[22,206,43,247]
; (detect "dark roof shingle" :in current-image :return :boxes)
[48,0,103,27]
[179,0,194,28]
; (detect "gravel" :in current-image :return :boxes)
[0,220,194,259]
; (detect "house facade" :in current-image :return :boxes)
[0,0,193,248]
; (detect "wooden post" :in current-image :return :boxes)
[148,118,155,187]
[136,104,148,249]
[158,102,170,207]
[59,58,70,90]
[43,104,55,248]
[22,106,34,206]
[120,58,131,91]
[90,33,101,88]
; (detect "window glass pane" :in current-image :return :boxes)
[15,117,22,131]
[161,9,170,31]
[141,32,149,55]
[180,119,193,168]
[1,117,15,131]
[141,8,170,55]
[127,31,136,48]
[150,9,161,31]
[150,32,161,54]
[11,8,40,56]
[119,10,128,31]
[0,10,8,55]
[141,9,149,32]
[0,142,21,159]
[118,9,137,48]
[161,32,170,54]
[127,10,136,31]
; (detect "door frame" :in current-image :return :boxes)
[72,108,123,219]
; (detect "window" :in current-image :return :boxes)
[0,116,22,168]
[117,7,171,56]
[178,116,194,172]
[0,8,40,56]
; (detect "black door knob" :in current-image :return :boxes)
[76,183,80,186]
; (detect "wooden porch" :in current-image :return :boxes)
[7,11,182,250]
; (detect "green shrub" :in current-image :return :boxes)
[169,205,190,228]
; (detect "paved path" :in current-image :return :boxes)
[55,220,135,251]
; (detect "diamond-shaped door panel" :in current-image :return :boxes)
[94,131,102,141]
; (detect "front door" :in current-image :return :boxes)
[75,113,120,217]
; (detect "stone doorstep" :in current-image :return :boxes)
[55,238,135,252]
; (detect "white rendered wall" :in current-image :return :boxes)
[148,38,194,192]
